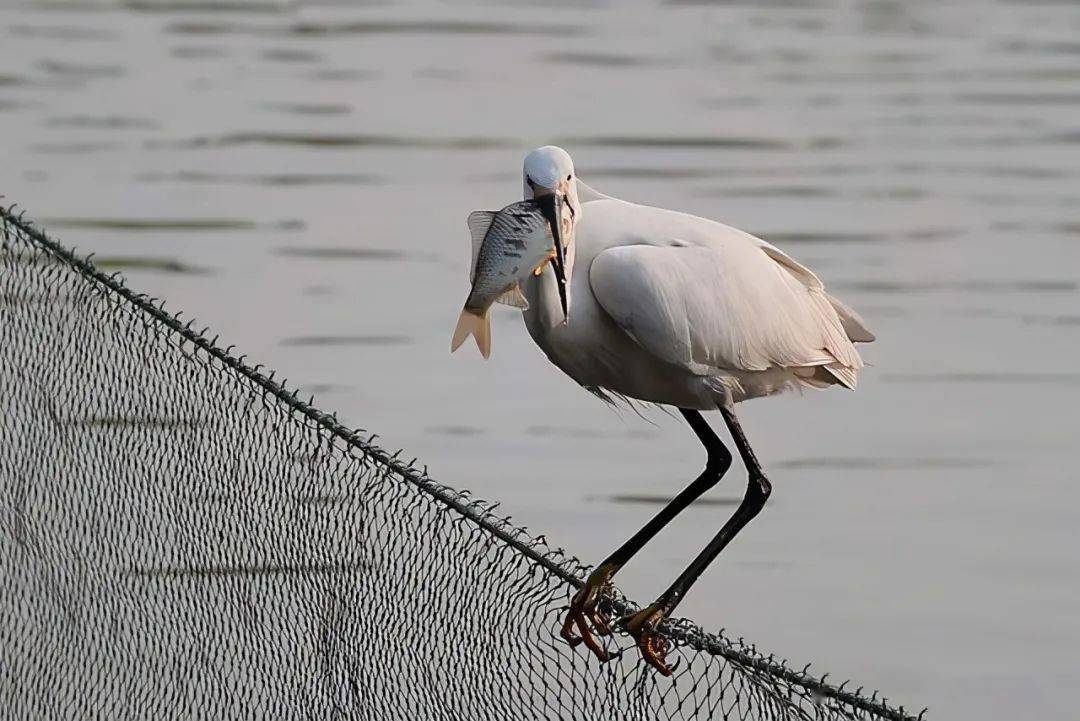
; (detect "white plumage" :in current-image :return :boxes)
[521,181,873,408]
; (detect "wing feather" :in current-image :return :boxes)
[589,240,867,388]
[756,238,875,344]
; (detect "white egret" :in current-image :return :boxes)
[457,145,874,674]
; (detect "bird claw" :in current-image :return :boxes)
[591,607,614,637]
[559,565,617,661]
[560,606,612,661]
[620,604,675,676]
[560,569,678,676]
[558,620,584,648]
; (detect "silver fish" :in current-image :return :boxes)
[450,199,560,359]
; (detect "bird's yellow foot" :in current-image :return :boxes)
[621,604,675,676]
[560,564,617,661]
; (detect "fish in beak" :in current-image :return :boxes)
[534,191,570,324]
[452,199,564,359]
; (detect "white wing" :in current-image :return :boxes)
[588,229,871,389]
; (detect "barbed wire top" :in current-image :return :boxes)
[0,205,922,721]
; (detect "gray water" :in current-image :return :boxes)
[2,1,1079,718]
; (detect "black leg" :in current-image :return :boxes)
[600,409,733,570]
[622,401,772,674]
[560,409,733,659]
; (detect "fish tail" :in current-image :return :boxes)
[450,308,492,359]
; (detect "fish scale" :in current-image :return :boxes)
[451,199,559,359]
[466,200,554,311]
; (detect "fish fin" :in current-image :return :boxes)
[466,211,497,281]
[450,308,492,359]
[495,283,529,309]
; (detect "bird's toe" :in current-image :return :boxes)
[620,604,675,676]
[559,568,619,661]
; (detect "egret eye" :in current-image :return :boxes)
[566,174,572,181]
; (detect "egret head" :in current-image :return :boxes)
[523,145,580,323]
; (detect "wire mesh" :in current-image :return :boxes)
[0,205,922,721]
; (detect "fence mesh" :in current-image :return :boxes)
[0,205,921,721]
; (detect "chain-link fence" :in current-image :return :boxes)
[0,205,922,720]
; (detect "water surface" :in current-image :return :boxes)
[2,1,1079,718]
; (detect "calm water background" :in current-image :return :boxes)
[2,1,1079,718]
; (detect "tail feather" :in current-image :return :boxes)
[450,309,492,359]
[827,292,875,343]
[823,363,858,390]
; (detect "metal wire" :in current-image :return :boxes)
[0,205,924,721]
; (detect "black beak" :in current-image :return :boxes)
[535,192,569,322]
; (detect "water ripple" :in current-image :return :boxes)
[149,132,515,150]
[136,170,379,186]
[165,19,583,38]
[776,457,995,470]
[92,256,213,275]
[260,101,351,115]
[883,372,1080,385]
[44,115,159,130]
[43,217,260,231]
[425,425,485,437]
[31,142,125,154]
[275,246,407,261]
[125,0,292,12]
[833,279,1076,294]
[543,51,657,68]
[9,24,120,41]
[562,135,796,150]
[37,58,124,78]
[279,335,411,347]
[260,47,321,63]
